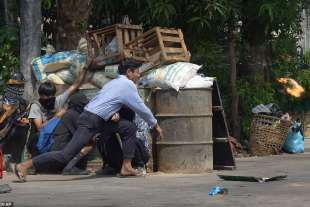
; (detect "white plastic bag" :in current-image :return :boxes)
[185,75,214,88]
[140,62,201,91]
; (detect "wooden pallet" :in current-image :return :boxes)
[125,27,190,72]
[86,24,144,66]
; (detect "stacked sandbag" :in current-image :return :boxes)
[139,62,213,91]
[31,38,114,89]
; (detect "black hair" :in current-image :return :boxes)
[38,81,56,97]
[118,59,142,75]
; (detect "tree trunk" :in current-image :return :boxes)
[20,0,42,101]
[55,0,92,51]
[228,28,240,140]
[2,0,17,26]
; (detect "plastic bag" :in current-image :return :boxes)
[31,50,86,81]
[185,75,214,88]
[283,122,304,153]
[105,37,118,55]
[140,62,201,91]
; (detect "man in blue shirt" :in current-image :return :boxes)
[15,59,163,180]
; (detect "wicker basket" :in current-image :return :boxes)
[250,114,291,156]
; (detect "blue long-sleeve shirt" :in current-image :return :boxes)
[84,75,157,128]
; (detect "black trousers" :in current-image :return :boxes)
[2,124,29,163]
[32,111,137,172]
[96,134,150,172]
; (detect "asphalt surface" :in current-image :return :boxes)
[1,151,310,207]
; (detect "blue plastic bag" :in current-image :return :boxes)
[283,122,304,153]
[208,186,228,196]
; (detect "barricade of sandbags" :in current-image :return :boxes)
[31,39,115,89]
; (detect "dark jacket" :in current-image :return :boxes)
[51,93,89,151]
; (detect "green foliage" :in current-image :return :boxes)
[304,49,310,65]
[143,0,177,26]
[187,0,227,28]
[0,26,19,92]
[42,0,54,9]
[0,0,308,143]
[238,79,276,139]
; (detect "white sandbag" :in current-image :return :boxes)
[104,64,119,78]
[139,62,201,91]
[89,71,112,88]
[77,38,88,54]
[55,70,76,84]
[185,75,214,88]
[47,74,65,85]
[31,38,88,82]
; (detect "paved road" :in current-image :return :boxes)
[1,153,310,207]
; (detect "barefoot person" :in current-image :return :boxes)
[15,59,163,181]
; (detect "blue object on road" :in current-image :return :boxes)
[208,186,222,196]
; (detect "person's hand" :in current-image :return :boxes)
[55,107,67,118]
[111,112,120,122]
[153,123,163,140]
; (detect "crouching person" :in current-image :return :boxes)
[52,92,91,175]
[27,69,87,157]
[96,107,150,176]
[1,72,29,167]
[15,59,163,182]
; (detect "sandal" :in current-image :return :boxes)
[14,164,26,183]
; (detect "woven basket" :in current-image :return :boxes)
[250,114,291,156]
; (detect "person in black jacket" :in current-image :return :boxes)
[51,93,89,151]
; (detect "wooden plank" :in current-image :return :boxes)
[147,47,161,56]
[125,33,157,49]
[162,36,181,43]
[93,34,104,55]
[124,29,130,44]
[116,24,142,30]
[91,24,143,34]
[143,39,158,49]
[125,27,156,45]
[158,28,179,35]
[140,33,157,45]
[88,27,115,35]
[162,55,190,62]
[116,28,123,52]
[155,27,167,60]
[178,29,190,60]
[164,47,184,54]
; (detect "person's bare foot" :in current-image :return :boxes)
[15,164,28,182]
[120,166,142,176]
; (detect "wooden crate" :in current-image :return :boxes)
[86,24,144,65]
[124,27,190,71]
